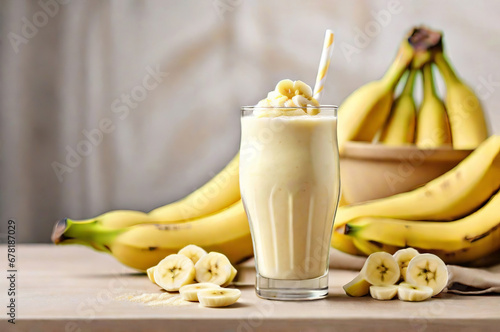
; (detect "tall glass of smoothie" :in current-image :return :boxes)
[240,80,340,300]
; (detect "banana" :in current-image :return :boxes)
[415,62,451,147]
[344,189,500,254]
[153,254,196,291]
[293,80,313,98]
[337,236,500,266]
[343,274,370,297]
[276,79,295,98]
[331,230,363,256]
[433,50,488,149]
[54,154,241,230]
[178,244,207,264]
[408,26,488,149]
[393,248,420,281]
[369,285,398,300]
[337,41,414,153]
[257,79,320,117]
[147,266,157,285]
[351,237,399,257]
[379,69,417,145]
[179,283,221,302]
[397,282,433,302]
[406,253,448,296]
[334,135,500,229]
[148,153,240,221]
[343,251,399,296]
[197,288,241,308]
[221,266,238,287]
[195,252,235,286]
[360,252,400,286]
[53,200,253,271]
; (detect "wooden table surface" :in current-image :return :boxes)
[1,244,499,332]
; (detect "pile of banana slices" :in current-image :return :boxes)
[344,248,449,301]
[147,244,241,307]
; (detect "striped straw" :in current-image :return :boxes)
[313,29,335,101]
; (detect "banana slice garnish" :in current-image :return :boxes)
[398,282,433,302]
[361,251,400,286]
[276,79,295,98]
[178,244,207,265]
[179,283,221,302]
[154,254,196,292]
[256,79,320,116]
[197,288,241,307]
[393,248,420,281]
[405,253,448,296]
[369,285,398,300]
[194,252,235,286]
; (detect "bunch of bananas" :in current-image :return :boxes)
[337,26,488,152]
[52,26,497,270]
[333,134,500,265]
[332,26,496,265]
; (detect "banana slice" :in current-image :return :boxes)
[292,95,309,108]
[270,96,288,107]
[179,283,221,302]
[221,266,238,287]
[398,282,433,302]
[361,252,400,286]
[406,253,448,296]
[275,79,295,98]
[369,285,398,300]
[178,244,207,265]
[195,252,234,286]
[147,266,157,285]
[154,254,196,292]
[197,288,241,307]
[293,80,313,98]
[343,274,370,297]
[257,99,272,107]
[393,248,420,281]
[267,90,283,100]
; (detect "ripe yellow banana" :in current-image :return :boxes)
[337,41,414,153]
[148,153,240,221]
[334,135,500,229]
[52,200,253,271]
[343,190,500,256]
[330,230,362,256]
[415,62,451,147]
[59,154,241,230]
[339,236,500,266]
[351,237,399,257]
[433,50,488,149]
[379,69,417,145]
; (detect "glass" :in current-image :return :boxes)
[239,106,340,300]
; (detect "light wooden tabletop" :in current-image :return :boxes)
[1,244,499,331]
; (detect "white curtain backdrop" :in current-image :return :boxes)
[1,0,499,242]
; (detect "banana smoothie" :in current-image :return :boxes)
[240,80,340,282]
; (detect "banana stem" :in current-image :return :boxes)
[402,69,417,96]
[381,42,414,90]
[422,63,437,97]
[433,51,460,85]
[52,218,124,253]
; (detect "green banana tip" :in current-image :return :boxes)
[51,218,68,244]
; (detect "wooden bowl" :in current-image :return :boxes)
[339,142,473,204]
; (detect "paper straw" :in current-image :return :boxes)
[313,29,335,101]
